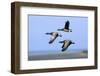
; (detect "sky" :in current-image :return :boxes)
[28,15,88,54]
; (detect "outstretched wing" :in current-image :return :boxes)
[49,35,57,44]
[62,43,65,48]
[64,21,70,29]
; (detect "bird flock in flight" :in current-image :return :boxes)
[45,20,75,52]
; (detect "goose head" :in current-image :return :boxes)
[71,41,75,44]
[59,40,64,43]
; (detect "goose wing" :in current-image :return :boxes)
[63,40,70,48]
[62,43,65,48]
[49,34,57,44]
[64,21,70,29]
[61,40,70,51]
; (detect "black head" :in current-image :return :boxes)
[59,41,64,43]
[71,41,75,44]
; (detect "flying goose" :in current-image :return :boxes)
[45,32,62,44]
[59,40,75,52]
[57,20,72,32]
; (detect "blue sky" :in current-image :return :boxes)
[28,15,88,54]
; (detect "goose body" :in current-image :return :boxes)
[57,20,72,32]
[59,40,75,52]
[45,32,62,44]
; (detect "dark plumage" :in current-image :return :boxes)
[45,32,62,44]
[59,40,75,52]
[57,20,72,32]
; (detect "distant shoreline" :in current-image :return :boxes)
[28,49,87,55]
[28,50,88,61]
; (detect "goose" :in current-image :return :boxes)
[45,32,62,44]
[57,20,72,32]
[59,40,75,52]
